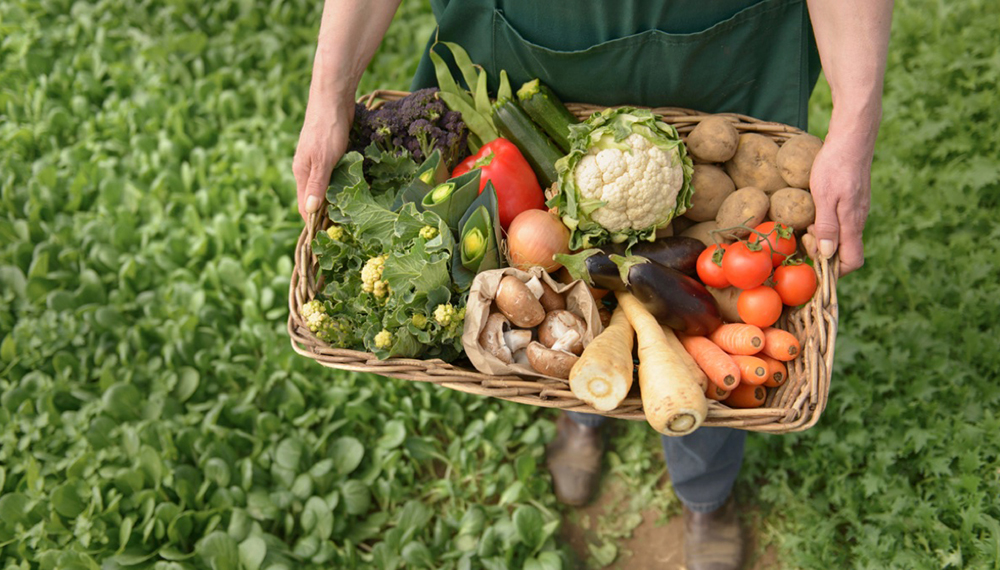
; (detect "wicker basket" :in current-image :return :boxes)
[289,90,839,434]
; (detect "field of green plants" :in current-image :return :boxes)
[1,0,998,568]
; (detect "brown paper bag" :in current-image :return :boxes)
[461,267,604,381]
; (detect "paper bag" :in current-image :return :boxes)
[461,267,604,381]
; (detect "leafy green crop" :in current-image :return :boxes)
[2,0,999,568]
[0,0,565,568]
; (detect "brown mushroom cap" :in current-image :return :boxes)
[495,276,545,328]
[526,342,578,379]
[478,313,512,364]
[537,310,586,355]
[537,281,567,312]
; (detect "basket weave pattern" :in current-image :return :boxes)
[289,90,839,433]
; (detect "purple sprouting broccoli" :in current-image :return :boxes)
[349,88,469,169]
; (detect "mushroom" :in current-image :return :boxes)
[526,341,579,379]
[495,276,545,328]
[478,313,513,364]
[598,306,613,329]
[537,310,587,355]
[512,348,531,367]
[503,328,533,354]
[537,281,567,312]
[524,276,545,299]
[550,329,582,354]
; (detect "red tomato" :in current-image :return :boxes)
[737,286,783,327]
[773,263,818,306]
[696,244,730,288]
[749,222,797,266]
[722,241,772,289]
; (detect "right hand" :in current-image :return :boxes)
[293,97,354,220]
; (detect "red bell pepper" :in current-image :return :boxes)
[452,138,546,230]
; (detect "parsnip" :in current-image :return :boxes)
[569,307,635,411]
[616,292,708,436]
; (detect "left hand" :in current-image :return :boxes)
[805,132,874,276]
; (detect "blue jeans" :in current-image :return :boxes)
[565,411,746,513]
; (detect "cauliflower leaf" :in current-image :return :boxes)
[550,107,694,250]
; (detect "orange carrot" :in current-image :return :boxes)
[708,324,764,355]
[724,383,767,408]
[761,327,801,361]
[679,335,740,390]
[730,355,769,386]
[705,383,731,401]
[759,355,787,388]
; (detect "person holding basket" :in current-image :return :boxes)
[294,1,892,567]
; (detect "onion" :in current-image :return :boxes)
[506,209,570,273]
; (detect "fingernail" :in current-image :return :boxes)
[305,195,321,213]
[819,239,836,259]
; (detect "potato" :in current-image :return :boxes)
[715,187,769,239]
[724,133,786,193]
[686,164,736,222]
[769,187,816,231]
[707,286,742,323]
[686,116,739,163]
[670,215,697,235]
[680,220,726,247]
[777,133,823,189]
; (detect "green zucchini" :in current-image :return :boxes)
[492,98,563,188]
[516,79,579,153]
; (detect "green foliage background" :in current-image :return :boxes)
[1,0,998,568]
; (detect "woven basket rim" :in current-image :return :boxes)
[289,90,840,434]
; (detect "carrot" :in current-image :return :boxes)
[678,335,741,390]
[724,383,767,408]
[616,292,708,436]
[761,327,801,361]
[708,323,764,355]
[569,306,635,411]
[705,383,731,401]
[759,354,787,388]
[730,355,769,386]
[661,324,709,392]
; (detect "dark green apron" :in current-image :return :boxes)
[410,0,821,130]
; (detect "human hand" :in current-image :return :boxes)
[805,132,874,276]
[293,97,353,220]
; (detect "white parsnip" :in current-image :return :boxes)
[569,307,635,411]
[616,292,708,436]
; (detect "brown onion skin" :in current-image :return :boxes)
[506,210,570,273]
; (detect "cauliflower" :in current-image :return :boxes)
[361,254,389,298]
[411,313,428,329]
[418,225,438,240]
[433,303,457,326]
[574,133,685,233]
[374,329,393,349]
[326,224,345,241]
[301,300,345,344]
[552,107,693,249]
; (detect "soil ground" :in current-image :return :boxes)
[559,478,779,570]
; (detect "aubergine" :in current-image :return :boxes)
[599,236,705,276]
[554,249,625,291]
[629,236,706,276]
[611,255,722,336]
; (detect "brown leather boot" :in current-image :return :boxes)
[545,414,605,506]
[683,498,745,570]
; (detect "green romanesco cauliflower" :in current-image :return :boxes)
[419,225,438,240]
[374,329,393,349]
[301,300,345,344]
[411,313,428,329]
[434,303,457,326]
[361,254,389,298]
[326,224,345,241]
